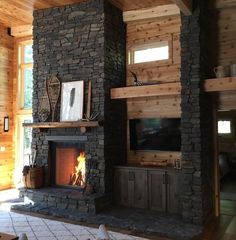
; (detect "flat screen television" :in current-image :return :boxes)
[129,118,181,151]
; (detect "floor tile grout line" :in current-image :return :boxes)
[9,212,17,236]
[62,222,93,240]
[63,222,80,239]
[26,214,39,240]
[41,218,66,240]
[42,217,63,240]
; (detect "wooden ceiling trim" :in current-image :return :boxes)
[214,0,236,9]
[171,0,192,15]
[123,4,180,22]
[110,0,173,11]
[0,0,177,28]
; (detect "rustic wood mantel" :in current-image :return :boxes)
[22,121,102,133]
[110,82,181,99]
[110,76,236,99]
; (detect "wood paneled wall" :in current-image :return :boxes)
[126,15,181,164]
[0,26,14,190]
[214,6,236,66]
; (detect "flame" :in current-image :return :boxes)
[70,151,86,187]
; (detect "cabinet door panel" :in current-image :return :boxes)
[114,169,130,207]
[133,169,148,209]
[167,172,183,214]
[148,170,166,212]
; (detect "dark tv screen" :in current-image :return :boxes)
[129,118,181,151]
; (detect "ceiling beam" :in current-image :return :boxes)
[123,4,180,22]
[10,25,32,37]
[171,0,192,15]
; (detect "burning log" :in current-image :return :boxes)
[69,151,86,187]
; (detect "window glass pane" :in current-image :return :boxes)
[24,68,33,109]
[24,44,33,63]
[23,118,32,166]
[218,120,231,134]
[134,45,169,64]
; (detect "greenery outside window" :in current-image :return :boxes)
[18,41,33,110]
[15,39,33,186]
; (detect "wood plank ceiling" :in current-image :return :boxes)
[0,0,173,28]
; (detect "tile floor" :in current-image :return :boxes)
[0,211,147,240]
[0,189,148,240]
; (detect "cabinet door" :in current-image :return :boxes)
[114,168,130,207]
[114,168,148,208]
[132,169,148,209]
[148,170,166,212]
[167,172,183,214]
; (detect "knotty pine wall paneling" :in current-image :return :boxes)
[213,6,236,66]
[126,15,181,164]
[0,26,14,190]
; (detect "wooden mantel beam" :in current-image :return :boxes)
[171,0,192,16]
[123,4,180,22]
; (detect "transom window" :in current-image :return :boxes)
[129,41,169,64]
[18,41,33,110]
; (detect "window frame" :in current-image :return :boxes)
[128,38,172,66]
[14,37,33,187]
[18,39,33,113]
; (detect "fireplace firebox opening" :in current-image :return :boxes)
[50,142,86,188]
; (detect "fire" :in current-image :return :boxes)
[70,151,86,187]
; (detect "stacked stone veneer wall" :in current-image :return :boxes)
[181,0,214,224]
[32,0,126,202]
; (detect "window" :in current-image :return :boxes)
[18,41,33,110]
[129,41,169,64]
[23,118,33,166]
[15,39,33,186]
[218,120,232,134]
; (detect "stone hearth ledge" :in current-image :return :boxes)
[18,187,110,214]
[12,199,202,240]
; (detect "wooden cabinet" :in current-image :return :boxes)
[166,171,183,214]
[114,168,148,209]
[114,166,183,214]
[148,170,166,212]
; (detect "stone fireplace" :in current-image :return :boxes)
[19,0,127,214]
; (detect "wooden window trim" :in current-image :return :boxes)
[17,38,33,114]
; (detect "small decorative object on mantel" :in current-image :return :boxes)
[130,70,143,86]
[47,75,61,122]
[130,70,165,86]
[213,65,230,78]
[22,150,43,189]
[38,81,51,122]
[83,80,99,121]
[60,81,84,121]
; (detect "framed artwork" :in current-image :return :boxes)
[60,81,84,121]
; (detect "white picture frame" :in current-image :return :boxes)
[60,81,84,121]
